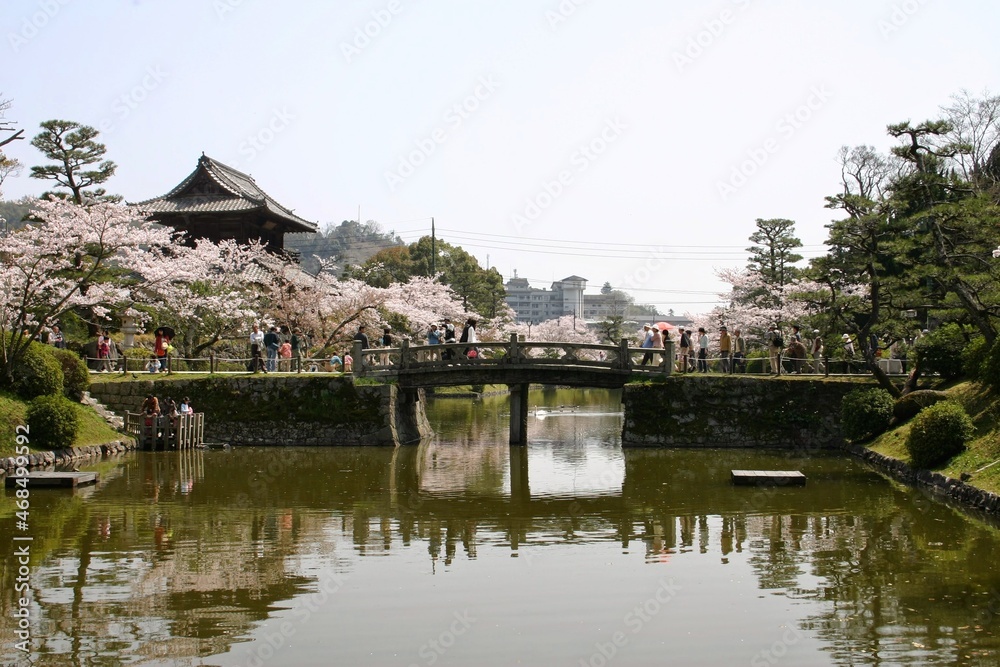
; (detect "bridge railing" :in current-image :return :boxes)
[352,335,675,377]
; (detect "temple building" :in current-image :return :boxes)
[134,154,317,252]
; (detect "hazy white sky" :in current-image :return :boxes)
[4,0,999,314]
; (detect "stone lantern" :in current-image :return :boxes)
[121,314,138,349]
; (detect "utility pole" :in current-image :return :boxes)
[431,217,436,275]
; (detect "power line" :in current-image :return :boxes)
[435,226,830,251]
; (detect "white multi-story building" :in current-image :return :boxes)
[504,273,587,324]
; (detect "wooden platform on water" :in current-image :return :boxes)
[124,412,205,450]
[731,470,806,486]
[5,471,99,488]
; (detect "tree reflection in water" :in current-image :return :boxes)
[1,388,999,665]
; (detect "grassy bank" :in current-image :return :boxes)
[0,391,124,457]
[868,381,1000,495]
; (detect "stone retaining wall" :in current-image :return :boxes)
[88,376,431,446]
[0,440,135,472]
[622,376,867,448]
[844,443,1000,516]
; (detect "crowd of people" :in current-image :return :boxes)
[141,393,194,417]
[248,324,315,373]
[635,323,915,375]
[349,316,480,370]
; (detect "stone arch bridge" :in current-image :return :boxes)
[353,335,676,445]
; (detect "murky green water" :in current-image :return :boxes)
[3,388,1000,666]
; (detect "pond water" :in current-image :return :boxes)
[3,388,1000,666]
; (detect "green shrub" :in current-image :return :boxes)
[10,341,64,399]
[961,335,989,381]
[26,394,79,450]
[48,347,90,399]
[981,337,1000,390]
[906,400,974,469]
[913,324,968,379]
[841,387,895,442]
[892,389,949,422]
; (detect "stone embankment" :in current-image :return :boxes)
[622,375,863,448]
[845,443,1000,517]
[0,441,135,473]
[88,376,431,446]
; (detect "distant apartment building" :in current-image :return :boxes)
[504,274,586,324]
[505,273,691,329]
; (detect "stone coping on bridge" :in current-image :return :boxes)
[353,335,676,381]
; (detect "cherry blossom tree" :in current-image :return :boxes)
[138,238,273,359]
[0,198,175,382]
[505,315,601,358]
[703,267,814,346]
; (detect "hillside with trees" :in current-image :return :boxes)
[284,219,403,274]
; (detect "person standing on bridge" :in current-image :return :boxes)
[461,318,478,358]
[639,324,655,366]
[442,317,456,360]
[379,326,393,366]
[427,323,441,361]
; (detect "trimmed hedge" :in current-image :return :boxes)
[26,394,79,451]
[892,389,948,422]
[48,347,90,399]
[906,400,974,469]
[841,387,895,442]
[11,342,64,399]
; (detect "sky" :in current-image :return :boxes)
[3,0,999,316]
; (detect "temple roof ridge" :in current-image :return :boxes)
[133,154,317,233]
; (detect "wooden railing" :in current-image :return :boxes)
[124,412,205,450]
